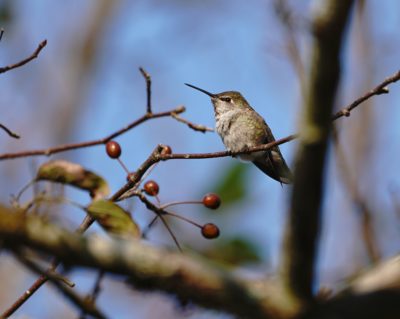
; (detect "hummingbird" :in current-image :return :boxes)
[185,83,292,184]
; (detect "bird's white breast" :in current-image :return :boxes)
[215,110,264,161]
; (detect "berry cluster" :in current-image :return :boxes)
[105,141,221,241]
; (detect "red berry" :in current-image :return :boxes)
[202,193,221,209]
[106,141,121,159]
[161,145,172,155]
[144,180,159,196]
[201,223,220,239]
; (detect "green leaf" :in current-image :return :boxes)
[86,199,140,239]
[36,160,109,199]
[201,236,262,266]
[211,162,249,207]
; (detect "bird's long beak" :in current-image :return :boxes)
[185,83,216,98]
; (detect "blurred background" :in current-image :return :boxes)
[0,0,399,318]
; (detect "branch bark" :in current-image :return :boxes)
[280,0,355,310]
[0,205,289,319]
[0,206,399,319]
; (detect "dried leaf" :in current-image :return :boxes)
[36,160,109,199]
[87,199,140,239]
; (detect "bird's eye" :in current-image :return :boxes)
[221,97,232,103]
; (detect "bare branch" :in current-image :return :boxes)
[0,206,288,319]
[139,67,152,114]
[0,107,185,160]
[81,270,106,319]
[0,40,47,74]
[171,112,214,133]
[309,255,400,319]
[332,129,380,263]
[331,71,400,121]
[0,206,399,319]
[273,0,307,96]
[1,215,95,318]
[14,251,107,319]
[0,123,20,139]
[133,191,184,251]
[280,0,355,309]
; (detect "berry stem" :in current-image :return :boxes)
[142,215,159,239]
[157,213,182,252]
[160,200,202,210]
[117,158,130,175]
[164,210,202,228]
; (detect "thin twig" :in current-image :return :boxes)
[133,192,182,252]
[0,29,4,42]
[171,113,214,133]
[80,270,105,319]
[273,0,307,97]
[0,123,20,139]
[1,215,95,318]
[0,107,185,160]
[0,40,47,74]
[332,129,380,263]
[142,215,159,239]
[157,212,183,252]
[13,251,107,319]
[331,70,400,121]
[139,67,152,114]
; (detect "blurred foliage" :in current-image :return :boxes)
[201,236,262,267]
[0,0,13,26]
[208,162,249,210]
